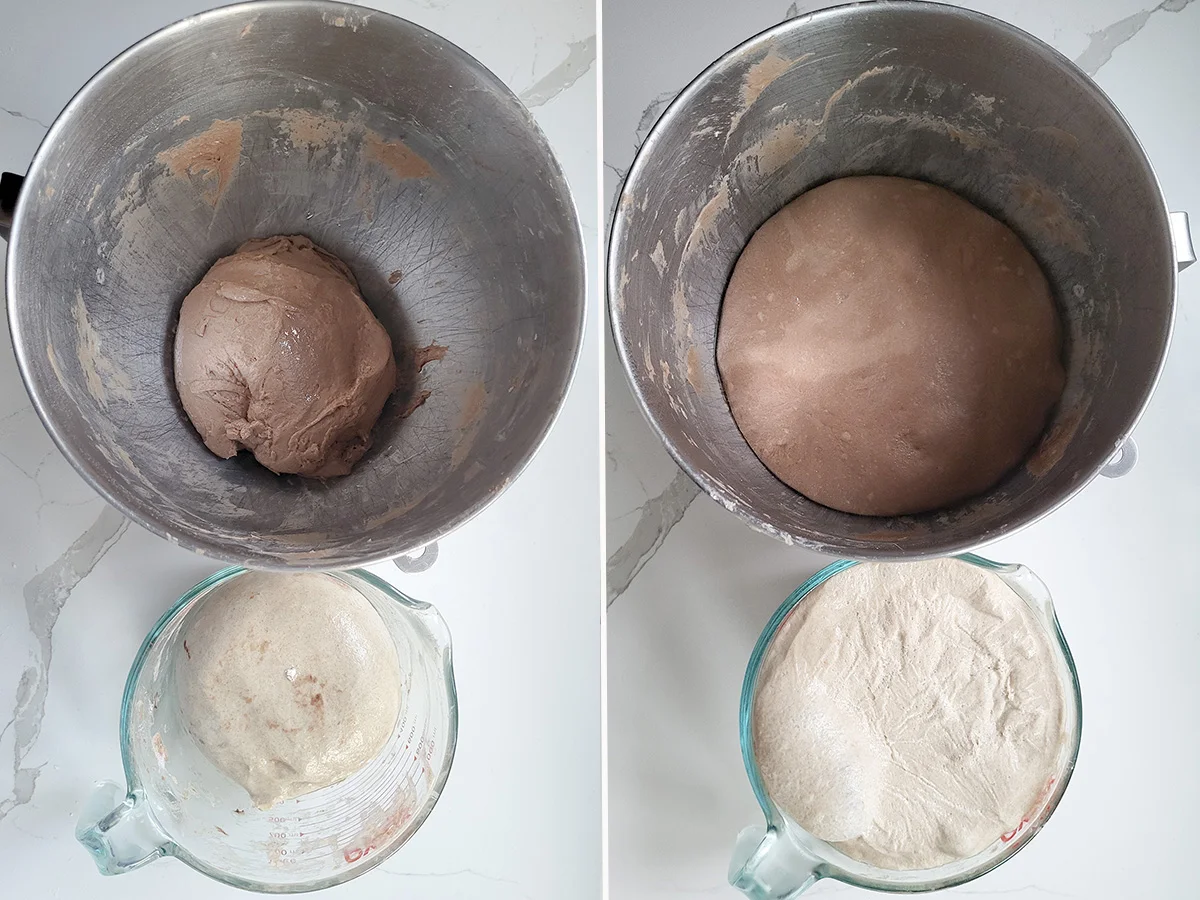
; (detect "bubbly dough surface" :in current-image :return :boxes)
[174,235,396,478]
[753,559,1068,870]
[717,176,1065,516]
[177,571,402,809]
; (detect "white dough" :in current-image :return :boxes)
[753,559,1067,870]
[176,572,402,809]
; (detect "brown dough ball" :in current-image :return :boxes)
[716,176,1065,517]
[174,235,396,478]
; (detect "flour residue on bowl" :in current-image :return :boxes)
[728,48,814,135]
[686,345,704,392]
[1031,125,1079,151]
[458,381,487,429]
[1011,176,1091,255]
[615,264,630,314]
[821,65,894,122]
[682,178,731,260]
[322,7,370,30]
[671,283,695,346]
[735,65,895,177]
[73,289,134,407]
[745,121,817,176]
[366,134,435,181]
[969,93,996,114]
[1026,408,1083,478]
[651,241,668,276]
[855,112,997,152]
[743,49,793,106]
[450,381,487,468]
[274,108,351,150]
[354,173,377,222]
[85,182,103,212]
[155,118,243,206]
[673,207,691,245]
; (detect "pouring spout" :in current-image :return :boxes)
[75,781,170,875]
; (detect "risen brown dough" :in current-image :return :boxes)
[174,235,396,478]
[717,176,1065,516]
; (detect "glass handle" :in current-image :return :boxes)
[75,781,169,875]
[729,825,820,899]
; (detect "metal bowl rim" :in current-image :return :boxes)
[606,0,1176,559]
[7,0,587,568]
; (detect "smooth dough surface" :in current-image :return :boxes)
[177,571,402,809]
[716,176,1065,516]
[753,559,1068,870]
[174,235,396,478]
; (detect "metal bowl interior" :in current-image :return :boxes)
[609,1,1174,558]
[8,0,585,568]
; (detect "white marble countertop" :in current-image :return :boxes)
[0,0,599,897]
[606,1,1200,898]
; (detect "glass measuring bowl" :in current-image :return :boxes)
[76,567,457,892]
[729,554,1082,897]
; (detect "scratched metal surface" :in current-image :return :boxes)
[6,0,585,568]
[609,1,1175,559]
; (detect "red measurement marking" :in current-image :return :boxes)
[1000,776,1056,843]
[342,804,415,864]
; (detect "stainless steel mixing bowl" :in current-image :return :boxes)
[4,0,585,568]
[609,0,1193,559]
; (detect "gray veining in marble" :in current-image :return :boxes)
[0,506,128,822]
[607,470,700,605]
[1074,0,1195,75]
[520,35,597,108]
[0,108,49,131]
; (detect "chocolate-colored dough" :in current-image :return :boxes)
[174,235,396,478]
[717,176,1065,517]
